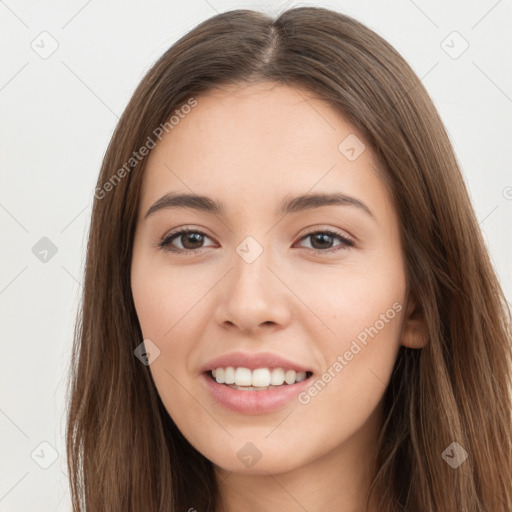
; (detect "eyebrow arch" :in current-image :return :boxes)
[144,191,375,221]
[277,192,375,220]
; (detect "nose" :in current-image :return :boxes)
[213,245,293,334]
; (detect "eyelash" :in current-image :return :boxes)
[156,227,356,256]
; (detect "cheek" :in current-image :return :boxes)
[131,255,202,340]
[297,258,405,402]
[298,286,404,428]
[131,271,202,385]
[302,261,405,341]
[130,255,210,419]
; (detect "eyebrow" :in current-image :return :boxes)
[144,191,375,221]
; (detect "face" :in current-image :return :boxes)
[131,81,414,477]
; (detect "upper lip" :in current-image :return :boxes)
[201,351,312,373]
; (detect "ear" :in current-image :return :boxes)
[400,290,429,349]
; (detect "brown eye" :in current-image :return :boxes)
[158,229,215,254]
[157,227,355,255]
[295,229,355,253]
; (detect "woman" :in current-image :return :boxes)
[66,6,512,511]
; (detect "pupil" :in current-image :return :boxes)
[183,233,203,249]
[312,233,332,249]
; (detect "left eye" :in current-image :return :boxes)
[157,228,355,254]
[294,230,355,253]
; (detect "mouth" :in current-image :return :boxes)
[201,367,315,414]
[199,355,316,414]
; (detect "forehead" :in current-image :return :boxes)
[139,81,394,224]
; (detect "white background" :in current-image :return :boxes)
[1,0,511,509]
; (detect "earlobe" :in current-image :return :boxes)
[400,292,429,349]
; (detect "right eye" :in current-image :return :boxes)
[157,228,216,254]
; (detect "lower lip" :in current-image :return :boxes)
[200,372,313,414]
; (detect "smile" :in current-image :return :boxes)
[201,367,314,414]
[211,366,312,390]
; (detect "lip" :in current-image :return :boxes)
[200,371,313,414]
[200,351,312,373]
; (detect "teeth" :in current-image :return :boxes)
[212,366,309,387]
[284,370,296,385]
[295,371,307,382]
[215,368,224,383]
[270,368,284,386]
[234,367,252,386]
[224,366,235,384]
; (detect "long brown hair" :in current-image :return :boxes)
[66,7,512,511]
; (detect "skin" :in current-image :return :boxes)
[130,81,427,512]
